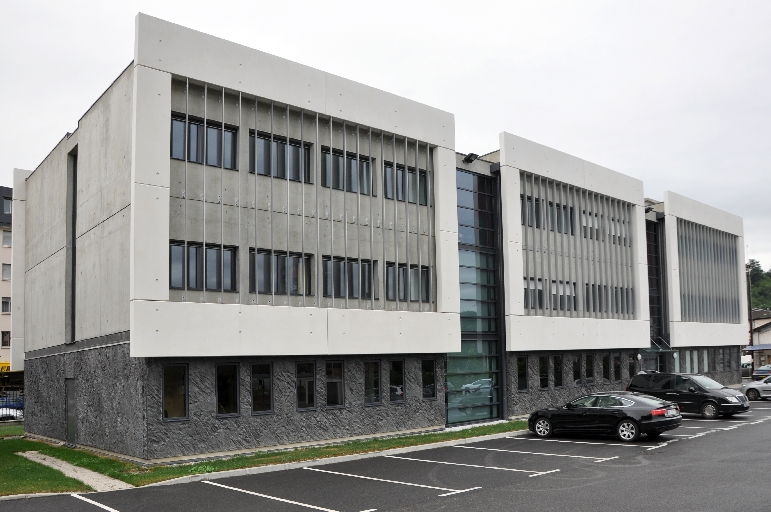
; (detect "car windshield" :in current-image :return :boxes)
[689,375,724,390]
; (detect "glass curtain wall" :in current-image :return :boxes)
[447,169,502,424]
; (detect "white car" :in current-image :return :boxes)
[461,379,493,394]
[740,375,771,401]
[0,407,23,421]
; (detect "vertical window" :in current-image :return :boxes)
[419,171,427,205]
[256,250,272,293]
[421,359,436,399]
[554,355,563,387]
[408,168,418,203]
[385,263,396,301]
[223,247,237,292]
[303,145,312,184]
[2,198,11,215]
[274,253,287,295]
[396,166,405,201]
[364,361,381,404]
[187,245,203,290]
[171,116,186,160]
[602,354,611,383]
[409,266,420,301]
[361,261,373,300]
[251,363,272,414]
[162,365,188,420]
[216,364,239,417]
[287,142,301,181]
[347,260,360,299]
[286,254,312,296]
[249,249,256,293]
[333,259,345,298]
[517,356,528,391]
[2,230,11,247]
[321,148,344,189]
[346,155,358,193]
[397,265,408,301]
[223,128,237,170]
[421,267,430,303]
[389,360,405,402]
[1,297,10,313]
[384,164,395,199]
[206,246,221,291]
[326,361,344,407]
[613,355,622,383]
[1,264,10,281]
[206,124,222,167]
[255,135,271,175]
[323,258,333,297]
[572,355,581,386]
[296,362,315,410]
[272,139,286,178]
[1,331,10,347]
[539,356,549,389]
[629,354,636,379]
[585,354,595,385]
[359,159,371,195]
[188,120,204,163]
[169,243,185,289]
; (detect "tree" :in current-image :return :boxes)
[747,259,765,286]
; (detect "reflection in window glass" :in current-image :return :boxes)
[255,135,271,175]
[554,355,563,387]
[326,361,344,407]
[216,364,239,416]
[206,125,222,167]
[613,355,621,383]
[385,263,396,301]
[398,265,407,301]
[187,245,203,290]
[2,230,11,247]
[359,159,371,195]
[389,360,405,402]
[346,155,358,193]
[408,169,418,203]
[256,251,271,293]
[333,259,345,298]
[188,121,204,163]
[252,363,272,413]
[171,117,185,160]
[384,165,394,199]
[585,354,595,385]
[364,361,381,404]
[421,267,429,302]
[296,362,315,409]
[163,365,188,420]
[223,129,237,170]
[170,243,184,289]
[517,356,528,391]
[206,246,221,291]
[347,260,359,299]
[419,171,427,205]
[539,356,549,389]
[602,354,610,382]
[396,166,405,201]
[409,266,420,302]
[274,253,287,295]
[223,247,237,292]
[422,359,436,399]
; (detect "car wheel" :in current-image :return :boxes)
[746,389,760,401]
[616,419,640,442]
[701,402,719,419]
[533,417,552,438]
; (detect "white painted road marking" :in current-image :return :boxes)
[509,437,647,448]
[384,454,560,477]
[203,480,341,512]
[456,444,619,463]
[70,494,120,512]
[303,467,481,497]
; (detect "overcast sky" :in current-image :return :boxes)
[2,1,770,265]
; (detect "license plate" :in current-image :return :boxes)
[666,409,677,417]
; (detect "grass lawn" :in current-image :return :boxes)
[0,438,92,497]
[6,420,527,489]
[0,423,24,438]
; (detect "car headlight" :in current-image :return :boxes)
[724,396,739,403]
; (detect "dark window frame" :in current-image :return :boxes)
[296,361,317,411]
[251,363,273,415]
[517,356,529,392]
[250,131,312,182]
[215,363,241,418]
[364,360,382,406]
[187,243,204,291]
[389,359,406,404]
[170,113,186,161]
[0,331,9,348]
[169,241,186,290]
[222,245,238,293]
[572,354,582,387]
[325,360,345,409]
[162,363,189,422]
[421,359,437,400]
[554,355,564,388]
[539,356,549,389]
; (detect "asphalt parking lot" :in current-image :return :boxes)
[6,407,771,512]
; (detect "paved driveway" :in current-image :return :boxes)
[6,407,771,511]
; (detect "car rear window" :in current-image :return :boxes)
[629,375,650,389]
[632,394,668,407]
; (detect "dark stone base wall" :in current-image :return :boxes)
[664,346,742,385]
[24,344,148,459]
[145,354,446,460]
[506,350,638,417]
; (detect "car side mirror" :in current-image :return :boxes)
[688,387,697,393]
[564,403,574,409]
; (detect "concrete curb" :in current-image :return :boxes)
[145,428,531,487]
[0,492,73,502]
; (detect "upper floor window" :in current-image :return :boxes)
[1,331,9,347]
[170,113,237,170]
[322,257,376,300]
[2,230,11,247]
[1,264,9,281]
[170,242,237,293]
[407,168,427,205]
[1,297,10,313]
[250,132,311,183]
[321,148,372,195]
[2,198,11,215]
[251,249,312,296]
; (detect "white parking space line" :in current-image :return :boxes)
[303,467,481,497]
[384,455,559,477]
[682,426,710,429]
[508,437,647,448]
[203,480,341,511]
[70,494,120,512]
[682,419,744,423]
[455,445,618,463]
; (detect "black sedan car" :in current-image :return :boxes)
[528,392,681,442]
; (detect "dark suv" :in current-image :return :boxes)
[627,372,749,419]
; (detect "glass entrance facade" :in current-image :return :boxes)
[447,169,503,424]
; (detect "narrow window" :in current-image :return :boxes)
[1,297,10,313]
[223,247,237,292]
[389,360,405,402]
[303,145,312,184]
[385,263,396,301]
[257,250,272,294]
[384,164,394,199]
[359,158,371,195]
[1,264,11,281]
[420,267,429,302]
[364,361,381,404]
[169,243,185,289]
[256,135,271,176]
[539,356,549,389]
[249,133,256,174]
[187,244,204,290]
[517,356,528,391]
[252,363,272,414]
[321,150,331,187]
[572,355,581,386]
[333,152,344,190]
[613,355,622,383]
[248,249,256,293]
[628,354,636,379]
[273,139,286,179]
[288,254,302,296]
[361,260,372,300]
[602,354,611,383]
[346,154,358,193]
[333,258,345,298]
[171,116,186,160]
[223,128,237,170]
[396,166,405,201]
[421,359,436,399]
[397,264,407,301]
[274,253,287,295]
[216,363,239,417]
[0,331,9,348]
[162,365,188,420]
[187,120,204,163]
[323,257,333,297]
[206,246,221,291]
[418,171,427,205]
[326,361,344,407]
[408,168,418,203]
[296,362,315,410]
[2,198,10,215]
[585,354,595,385]
[347,260,359,299]
[2,230,11,247]
[409,266,420,301]
[287,142,301,181]
[554,355,563,388]
[206,124,222,167]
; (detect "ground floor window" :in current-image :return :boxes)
[572,355,581,386]
[364,361,381,404]
[613,354,622,383]
[585,354,595,385]
[554,355,563,388]
[539,356,549,389]
[326,361,344,407]
[251,363,272,414]
[517,356,528,391]
[602,354,611,383]
[421,359,436,399]
[389,360,405,402]
[297,362,316,410]
[162,365,188,420]
[216,364,239,417]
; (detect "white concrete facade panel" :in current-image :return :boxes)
[11,169,30,371]
[663,190,743,236]
[669,321,747,348]
[433,146,460,314]
[506,315,649,352]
